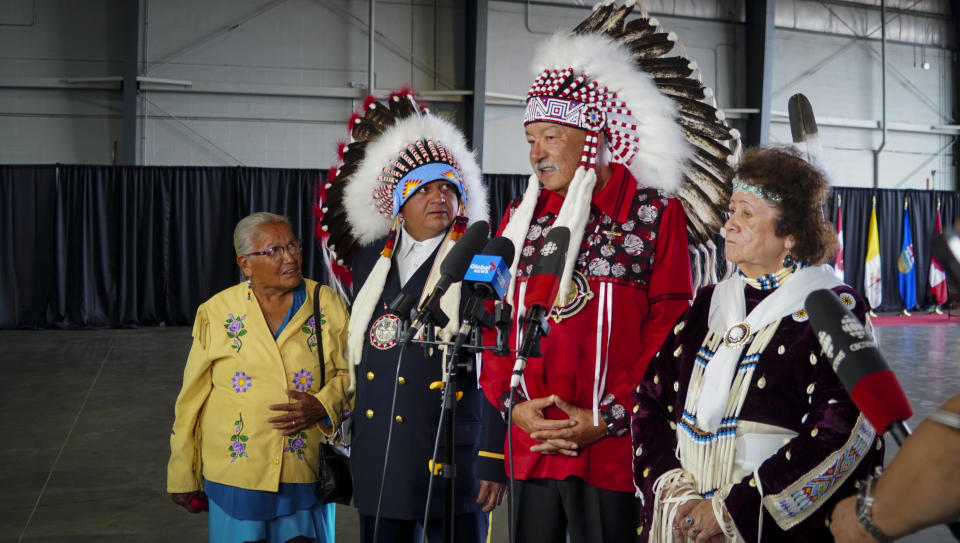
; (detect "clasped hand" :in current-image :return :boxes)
[268,389,328,434]
[510,395,607,455]
[673,499,723,543]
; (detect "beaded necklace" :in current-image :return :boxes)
[740,263,804,291]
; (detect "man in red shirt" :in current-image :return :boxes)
[478,11,697,543]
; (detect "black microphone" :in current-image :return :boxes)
[804,289,913,444]
[403,221,490,343]
[510,226,570,388]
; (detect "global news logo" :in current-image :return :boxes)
[468,261,498,275]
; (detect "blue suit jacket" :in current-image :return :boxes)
[349,234,506,520]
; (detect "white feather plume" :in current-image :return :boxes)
[530,32,690,194]
[343,114,488,245]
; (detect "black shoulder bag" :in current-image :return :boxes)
[313,283,353,505]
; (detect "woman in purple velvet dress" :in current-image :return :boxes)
[631,146,885,542]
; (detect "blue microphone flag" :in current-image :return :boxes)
[464,254,511,300]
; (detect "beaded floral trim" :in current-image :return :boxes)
[733,178,783,203]
[284,431,308,460]
[232,371,252,393]
[302,313,324,352]
[292,369,314,392]
[224,314,248,352]
[229,413,249,462]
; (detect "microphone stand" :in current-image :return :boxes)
[509,307,549,389]
[506,307,549,543]
[419,296,502,543]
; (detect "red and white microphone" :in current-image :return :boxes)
[510,226,570,389]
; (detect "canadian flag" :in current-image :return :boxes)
[834,196,844,281]
[930,204,948,306]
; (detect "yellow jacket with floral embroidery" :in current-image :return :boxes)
[167,279,352,493]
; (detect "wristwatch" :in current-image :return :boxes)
[928,409,960,431]
[856,476,895,542]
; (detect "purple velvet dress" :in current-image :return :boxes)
[631,280,885,541]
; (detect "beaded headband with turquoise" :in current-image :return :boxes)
[392,162,464,217]
[732,178,783,204]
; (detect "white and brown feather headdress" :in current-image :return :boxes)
[503,0,740,298]
[315,91,488,392]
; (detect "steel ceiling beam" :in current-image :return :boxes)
[745,0,776,145]
[464,0,488,162]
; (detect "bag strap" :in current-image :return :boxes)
[313,283,334,452]
[313,283,326,388]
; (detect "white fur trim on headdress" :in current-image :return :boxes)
[344,114,488,245]
[501,174,542,308]
[346,248,394,393]
[529,32,690,194]
[419,236,463,344]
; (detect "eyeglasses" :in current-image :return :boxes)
[244,239,302,259]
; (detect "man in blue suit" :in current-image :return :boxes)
[317,92,506,543]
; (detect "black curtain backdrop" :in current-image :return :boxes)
[2,166,958,329]
[485,173,532,233]
[1,165,325,329]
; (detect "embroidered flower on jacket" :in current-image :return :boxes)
[527,224,542,240]
[224,314,248,352]
[637,205,657,223]
[229,413,249,462]
[292,369,314,392]
[301,314,325,352]
[232,371,252,393]
[623,234,644,256]
[285,431,308,460]
[588,258,611,276]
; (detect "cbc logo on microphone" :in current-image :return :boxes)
[840,315,866,339]
[541,241,558,256]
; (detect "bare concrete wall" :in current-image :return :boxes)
[0,0,954,189]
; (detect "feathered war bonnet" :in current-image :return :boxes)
[501,0,741,303]
[316,90,488,392]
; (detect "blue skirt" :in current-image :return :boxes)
[208,498,335,543]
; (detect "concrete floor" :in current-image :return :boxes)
[0,324,957,542]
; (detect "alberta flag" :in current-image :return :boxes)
[834,196,844,281]
[865,199,883,309]
[898,202,917,310]
[930,203,948,305]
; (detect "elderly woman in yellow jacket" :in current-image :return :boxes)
[167,212,352,543]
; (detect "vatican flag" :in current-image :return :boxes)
[865,198,883,309]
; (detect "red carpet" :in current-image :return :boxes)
[871,312,960,327]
